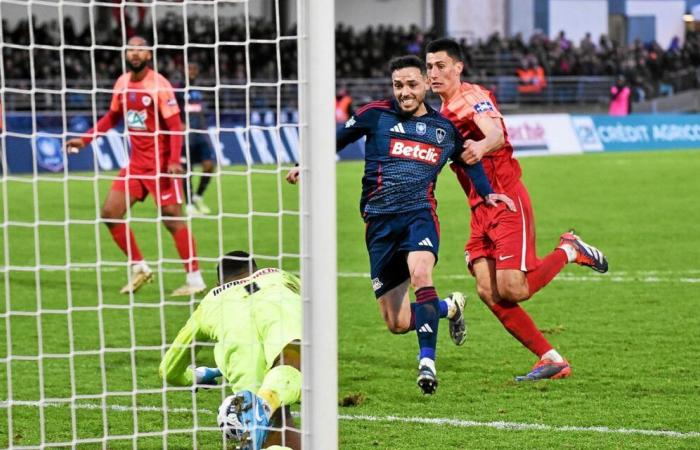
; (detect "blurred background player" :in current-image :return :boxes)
[289,55,513,394]
[159,251,301,450]
[426,38,608,381]
[177,62,216,215]
[65,36,205,296]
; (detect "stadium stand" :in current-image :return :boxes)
[2,14,699,111]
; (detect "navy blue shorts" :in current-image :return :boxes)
[365,208,440,298]
[186,132,214,163]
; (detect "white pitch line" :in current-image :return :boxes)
[1,401,698,440]
[337,272,700,284]
[339,415,700,439]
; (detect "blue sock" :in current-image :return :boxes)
[415,286,440,361]
[410,299,449,326]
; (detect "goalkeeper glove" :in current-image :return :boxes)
[194,366,222,389]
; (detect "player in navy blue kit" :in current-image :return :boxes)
[287,56,513,394]
[178,63,216,215]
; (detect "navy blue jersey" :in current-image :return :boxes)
[338,99,493,218]
[176,84,207,130]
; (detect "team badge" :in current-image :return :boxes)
[416,122,426,135]
[436,128,446,143]
[142,96,152,106]
[474,101,494,113]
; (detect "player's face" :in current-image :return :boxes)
[426,51,463,96]
[391,67,427,116]
[188,64,199,82]
[125,37,152,73]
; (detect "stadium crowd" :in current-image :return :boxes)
[3,12,700,101]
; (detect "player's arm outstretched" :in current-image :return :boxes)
[462,112,505,164]
[286,104,377,184]
[451,130,516,211]
[65,101,122,153]
[159,305,221,388]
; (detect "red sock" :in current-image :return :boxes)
[525,248,568,298]
[109,223,143,262]
[490,301,552,357]
[172,227,199,272]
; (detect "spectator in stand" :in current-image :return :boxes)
[517,54,547,94]
[335,86,353,125]
[609,75,631,116]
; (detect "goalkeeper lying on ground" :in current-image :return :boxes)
[159,250,302,450]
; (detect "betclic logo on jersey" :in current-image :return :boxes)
[389,138,442,165]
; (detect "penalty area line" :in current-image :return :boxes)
[339,414,700,439]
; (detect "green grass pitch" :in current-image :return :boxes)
[1,150,699,449]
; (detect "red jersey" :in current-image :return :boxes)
[441,82,522,208]
[108,68,181,172]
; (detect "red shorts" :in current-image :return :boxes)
[465,181,538,272]
[111,168,184,206]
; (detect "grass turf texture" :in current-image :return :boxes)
[2,150,700,448]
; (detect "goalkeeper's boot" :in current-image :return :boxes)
[416,358,438,395]
[446,292,467,346]
[171,270,206,297]
[120,262,153,294]
[558,230,608,273]
[192,195,211,215]
[231,390,272,450]
[185,203,199,216]
[515,358,571,382]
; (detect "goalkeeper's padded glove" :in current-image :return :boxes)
[194,366,222,388]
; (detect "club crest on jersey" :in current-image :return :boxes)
[126,110,148,130]
[474,101,494,113]
[435,128,446,143]
[389,138,442,165]
[416,122,426,135]
[142,96,152,106]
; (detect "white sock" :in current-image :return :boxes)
[541,349,564,363]
[559,244,577,263]
[132,261,150,273]
[419,357,436,374]
[187,270,205,287]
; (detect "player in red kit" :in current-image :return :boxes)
[426,38,608,381]
[66,36,205,296]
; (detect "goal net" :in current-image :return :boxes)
[0,0,336,448]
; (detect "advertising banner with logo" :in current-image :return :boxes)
[571,114,700,152]
[504,114,582,155]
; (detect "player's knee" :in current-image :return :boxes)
[384,316,411,334]
[100,206,121,223]
[410,267,432,288]
[497,281,530,303]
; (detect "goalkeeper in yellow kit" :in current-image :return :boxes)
[159,250,301,450]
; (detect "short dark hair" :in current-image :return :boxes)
[217,250,258,283]
[426,38,464,62]
[389,55,425,74]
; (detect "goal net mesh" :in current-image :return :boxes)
[0,0,319,447]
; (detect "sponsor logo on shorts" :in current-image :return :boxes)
[418,238,434,247]
[345,116,356,128]
[372,277,383,292]
[499,254,514,261]
[389,138,442,165]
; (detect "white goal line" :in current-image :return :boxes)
[1,401,698,440]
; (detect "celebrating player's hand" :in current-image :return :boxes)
[65,138,85,154]
[485,193,516,212]
[167,162,184,175]
[286,167,300,184]
[461,140,486,165]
